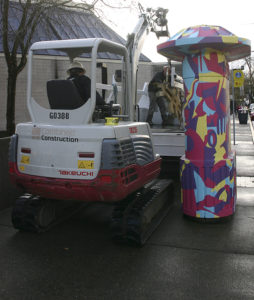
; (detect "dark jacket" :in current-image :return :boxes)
[148,71,170,93]
[68,74,104,105]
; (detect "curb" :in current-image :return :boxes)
[248,114,254,144]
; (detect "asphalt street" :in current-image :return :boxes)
[0,115,254,300]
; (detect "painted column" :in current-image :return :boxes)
[157,25,251,219]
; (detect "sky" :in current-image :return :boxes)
[104,0,254,63]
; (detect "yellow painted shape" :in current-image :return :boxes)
[214,133,226,162]
[78,160,94,169]
[19,165,25,171]
[203,48,225,63]
[221,36,238,44]
[199,72,224,81]
[21,155,30,164]
[219,190,227,202]
[226,159,232,168]
[212,179,226,193]
[196,115,207,142]
[211,26,220,31]
[180,163,185,174]
[199,74,226,101]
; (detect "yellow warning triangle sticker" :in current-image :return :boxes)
[78,160,94,169]
[78,161,86,169]
[21,155,30,164]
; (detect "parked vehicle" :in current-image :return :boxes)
[250,108,254,121]
[249,103,254,113]
[238,105,248,124]
[8,7,176,245]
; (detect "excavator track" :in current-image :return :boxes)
[111,179,175,246]
[12,194,83,233]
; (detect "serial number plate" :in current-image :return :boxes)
[49,112,70,120]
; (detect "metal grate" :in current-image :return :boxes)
[101,138,136,170]
[132,135,154,166]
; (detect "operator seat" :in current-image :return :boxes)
[47,80,84,110]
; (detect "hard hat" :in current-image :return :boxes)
[67,61,85,74]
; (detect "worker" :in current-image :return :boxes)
[146,65,171,126]
[67,61,105,105]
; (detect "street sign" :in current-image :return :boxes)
[233,69,244,87]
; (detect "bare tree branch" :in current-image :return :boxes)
[2,0,11,64]
[0,0,137,135]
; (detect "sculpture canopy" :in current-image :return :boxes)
[157,25,251,62]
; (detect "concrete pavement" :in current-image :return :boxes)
[0,116,254,299]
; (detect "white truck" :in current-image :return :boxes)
[137,70,185,158]
[124,4,185,175]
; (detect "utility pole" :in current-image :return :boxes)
[232,70,236,145]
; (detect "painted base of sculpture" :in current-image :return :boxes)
[180,152,236,219]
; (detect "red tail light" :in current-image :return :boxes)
[21,148,31,154]
[78,152,94,158]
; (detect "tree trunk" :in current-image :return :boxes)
[6,70,18,136]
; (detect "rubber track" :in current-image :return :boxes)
[111,179,174,246]
[12,194,48,232]
[12,194,84,233]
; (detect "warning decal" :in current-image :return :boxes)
[21,155,30,164]
[78,160,94,169]
[19,165,25,171]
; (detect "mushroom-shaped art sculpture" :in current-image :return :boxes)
[157,25,251,219]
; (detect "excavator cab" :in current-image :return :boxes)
[23,38,131,124]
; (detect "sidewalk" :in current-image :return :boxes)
[0,116,254,299]
[232,115,254,206]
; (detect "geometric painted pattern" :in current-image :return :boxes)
[157,25,251,218]
[180,49,236,218]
